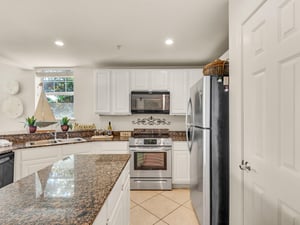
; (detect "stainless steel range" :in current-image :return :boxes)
[129,129,172,190]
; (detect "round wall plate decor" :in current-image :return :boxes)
[6,80,20,95]
[1,96,24,118]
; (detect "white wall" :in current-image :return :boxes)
[229,0,266,224]
[0,62,35,133]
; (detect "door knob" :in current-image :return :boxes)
[239,160,256,172]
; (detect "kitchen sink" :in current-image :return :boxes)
[56,137,87,144]
[25,137,87,147]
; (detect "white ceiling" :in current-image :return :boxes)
[0,0,228,69]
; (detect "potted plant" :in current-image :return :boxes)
[60,117,72,132]
[25,116,37,133]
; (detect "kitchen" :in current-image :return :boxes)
[1,0,300,225]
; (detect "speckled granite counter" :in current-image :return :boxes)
[0,130,186,154]
[0,154,130,225]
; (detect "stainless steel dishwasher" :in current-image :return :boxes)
[0,151,14,188]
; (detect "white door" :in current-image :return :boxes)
[242,0,300,224]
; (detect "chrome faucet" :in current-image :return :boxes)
[50,131,57,140]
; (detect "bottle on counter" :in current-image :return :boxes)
[107,121,113,136]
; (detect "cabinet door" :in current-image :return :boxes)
[122,175,130,225]
[130,70,150,90]
[169,70,188,115]
[188,69,202,89]
[107,193,123,225]
[92,201,108,225]
[107,166,130,225]
[173,142,190,185]
[21,157,58,178]
[95,70,111,114]
[61,142,92,157]
[111,70,131,115]
[19,146,61,179]
[150,70,169,90]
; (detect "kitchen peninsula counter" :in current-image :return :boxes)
[0,154,130,225]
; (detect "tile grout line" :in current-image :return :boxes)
[159,191,191,206]
[130,190,195,225]
[130,191,162,205]
[152,192,194,224]
[131,191,179,224]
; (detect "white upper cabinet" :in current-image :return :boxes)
[95,70,111,114]
[111,70,131,115]
[187,69,202,99]
[130,70,151,90]
[95,70,131,115]
[131,69,169,91]
[95,68,201,115]
[150,70,169,90]
[169,70,189,115]
[188,69,202,89]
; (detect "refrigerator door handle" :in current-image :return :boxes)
[186,98,194,152]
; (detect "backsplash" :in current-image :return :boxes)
[132,116,171,126]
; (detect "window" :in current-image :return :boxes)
[42,76,74,119]
[36,69,74,120]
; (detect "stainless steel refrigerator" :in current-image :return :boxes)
[186,76,229,225]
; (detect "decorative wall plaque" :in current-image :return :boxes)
[132,116,171,126]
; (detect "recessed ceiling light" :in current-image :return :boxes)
[54,40,64,47]
[165,38,174,45]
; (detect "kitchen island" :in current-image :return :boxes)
[0,154,130,225]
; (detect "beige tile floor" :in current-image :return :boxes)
[130,189,200,225]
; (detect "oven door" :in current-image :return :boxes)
[130,147,172,178]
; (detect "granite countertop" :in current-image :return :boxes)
[0,136,132,154]
[0,154,130,225]
[0,132,186,154]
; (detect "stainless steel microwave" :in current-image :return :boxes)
[131,91,170,114]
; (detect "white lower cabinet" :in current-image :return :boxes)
[93,162,130,225]
[172,142,190,185]
[91,141,129,154]
[61,142,93,157]
[14,141,128,181]
[14,145,62,181]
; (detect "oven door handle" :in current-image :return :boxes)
[129,147,172,152]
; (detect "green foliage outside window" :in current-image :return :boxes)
[42,76,74,119]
